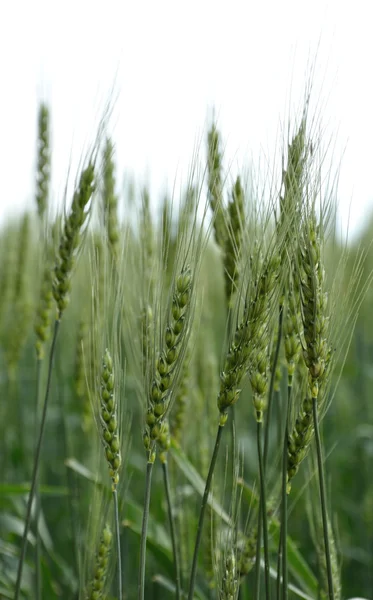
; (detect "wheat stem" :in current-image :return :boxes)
[312,396,335,600]
[138,460,154,600]
[254,306,283,600]
[188,422,225,600]
[276,526,283,600]
[264,305,284,466]
[34,357,42,600]
[281,385,292,600]
[14,319,60,600]
[257,420,271,600]
[254,506,262,600]
[113,488,122,600]
[162,460,181,600]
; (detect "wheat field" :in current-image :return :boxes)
[0,98,372,600]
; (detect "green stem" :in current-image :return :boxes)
[281,385,292,600]
[14,319,60,600]
[312,396,335,600]
[35,358,42,600]
[162,461,181,600]
[188,422,225,600]
[276,526,282,600]
[257,419,270,600]
[256,305,283,600]
[254,501,262,600]
[138,459,154,600]
[113,488,122,600]
[264,304,283,467]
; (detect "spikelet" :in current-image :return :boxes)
[102,138,119,261]
[140,303,153,379]
[144,265,193,460]
[74,319,94,432]
[218,252,280,423]
[220,550,239,600]
[86,524,112,600]
[34,264,53,360]
[91,235,106,344]
[170,345,190,444]
[74,319,88,400]
[140,187,156,301]
[99,349,121,489]
[224,177,245,307]
[298,214,332,399]
[283,276,302,385]
[157,419,171,464]
[207,122,226,249]
[236,531,257,578]
[279,117,308,383]
[35,103,50,220]
[287,212,333,490]
[161,194,172,271]
[53,164,95,319]
[279,116,307,239]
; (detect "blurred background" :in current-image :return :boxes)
[1,0,373,237]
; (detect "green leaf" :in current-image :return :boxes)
[152,573,207,599]
[0,513,35,544]
[266,562,316,600]
[0,483,69,496]
[172,446,318,598]
[170,441,232,527]
[64,457,105,486]
[238,477,318,597]
[269,522,319,597]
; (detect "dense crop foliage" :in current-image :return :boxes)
[1,100,372,600]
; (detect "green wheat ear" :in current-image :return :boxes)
[220,550,239,600]
[207,122,227,249]
[35,229,56,361]
[99,348,121,489]
[34,265,53,361]
[35,103,50,220]
[53,163,95,320]
[217,251,280,422]
[86,524,112,600]
[102,138,119,261]
[144,264,193,460]
[224,176,245,307]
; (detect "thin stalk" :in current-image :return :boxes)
[312,396,335,600]
[255,305,283,600]
[188,422,225,600]
[138,460,154,600]
[34,358,42,600]
[281,385,292,600]
[113,488,122,600]
[264,304,284,466]
[162,461,181,600]
[257,419,271,600]
[14,319,60,600]
[227,308,237,500]
[276,526,282,600]
[254,503,262,600]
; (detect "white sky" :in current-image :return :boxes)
[1,0,373,239]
